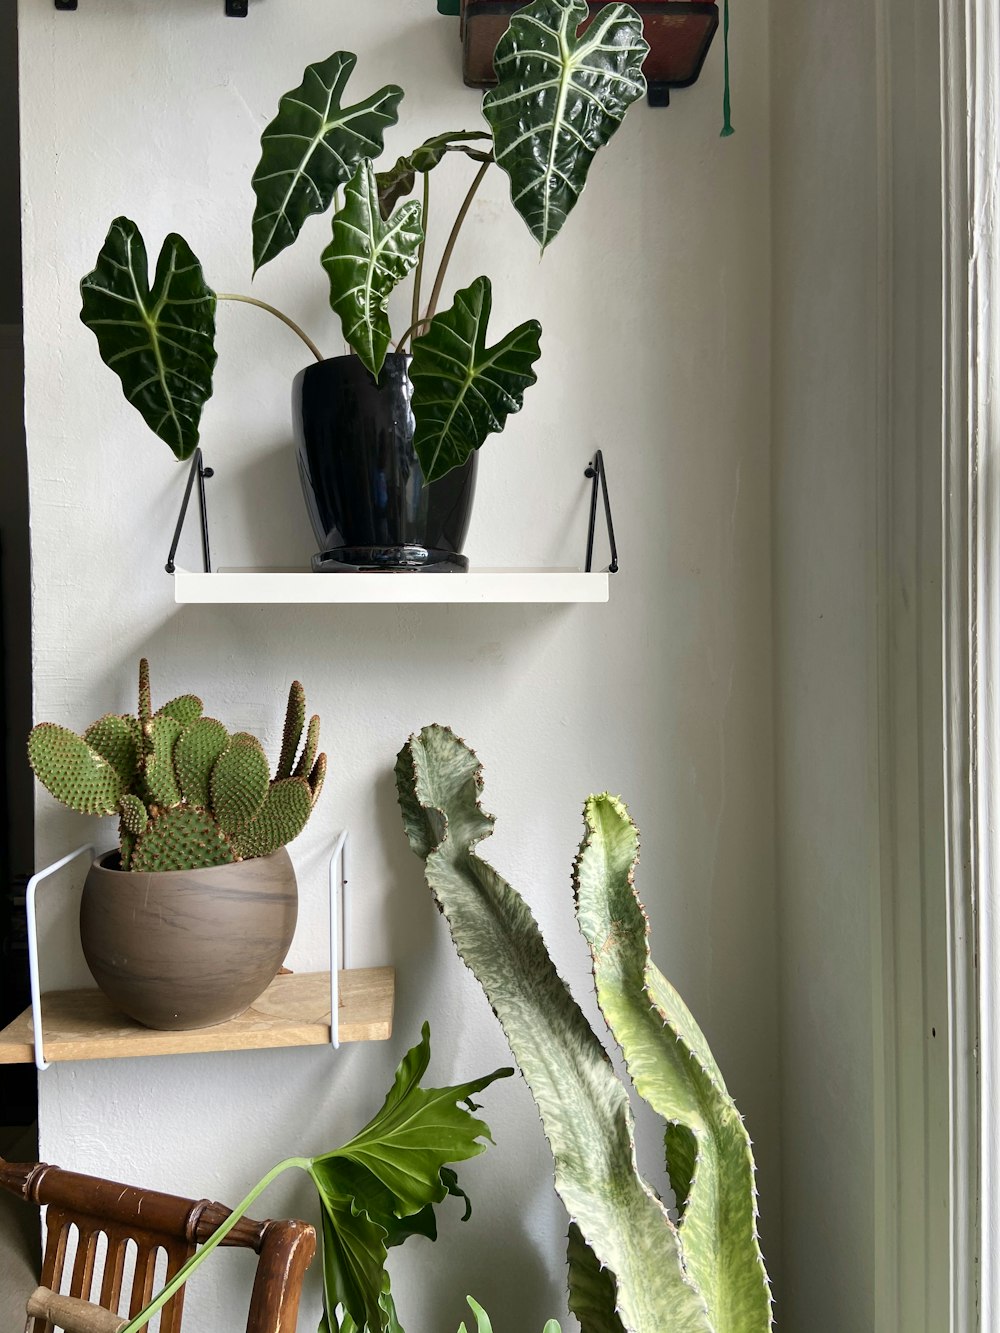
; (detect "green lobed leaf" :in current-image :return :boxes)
[80,218,217,461]
[251,52,404,273]
[573,795,773,1332]
[394,726,714,1333]
[483,0,648,251]
[409,278,541,483]
[322,160,424,377]
[307,1023,511,1333]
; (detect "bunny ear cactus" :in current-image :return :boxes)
[28,660,326,873]
[395,725,773,1333]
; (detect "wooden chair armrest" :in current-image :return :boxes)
[26,1287,127,1333]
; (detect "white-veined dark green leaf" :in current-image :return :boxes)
[251,52,404,273]
[574,795,774,1331]
[409,277,542,483]
[483,0,648,251]
[375,131,493,217]
[322,160,424,377]
[80,217,217,461]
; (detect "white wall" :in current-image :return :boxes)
[771,1,879,1327]
[17,1,778,1328]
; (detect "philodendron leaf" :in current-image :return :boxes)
[574,795,774,1332]
[307,1023,511,1333]
[395,726,714,1333]
[322,160,424,377]
[483,0,648,251]
[251,52,404,273]
[409,278,541,483]
[80,217,217,461]
[375,131,493,216]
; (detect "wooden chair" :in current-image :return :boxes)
[0,1157,316,1333]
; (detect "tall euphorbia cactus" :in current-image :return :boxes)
[395,725,772,1333]
[28,659,326,871]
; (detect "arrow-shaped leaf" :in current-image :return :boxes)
[80,218,217,461]
[409,277,541,483]
[251,52,404,273]
[322,160,424,377]
[483,0,648,251]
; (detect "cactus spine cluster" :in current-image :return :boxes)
[28,660,326,872]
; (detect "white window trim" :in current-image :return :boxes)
[875,1,991,1328]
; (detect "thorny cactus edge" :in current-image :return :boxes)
[28,659,326,871]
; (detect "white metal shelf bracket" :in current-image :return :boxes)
[25,833,353,1068]
[26,844,95,1072]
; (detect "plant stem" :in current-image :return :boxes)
[425,158,492,323]
[217,293,324,363]
[395,316,433,352]
[408,171,432,349]
[118,1156,312,1333]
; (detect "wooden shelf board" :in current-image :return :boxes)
[0,967,394,1066]
[173,567,610,605]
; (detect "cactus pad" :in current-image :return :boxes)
[84,714,141,788]
[142,715,183,807]
[118,793,149,836]
[28,724,124,815]
[210,732,270,834]
[294,714,321,780]
[156,694,204,727]
[131,805,236,872]
[174,717,229,808]
[232,777,313,859]
[277,681,306,779]
[29,660,324,871]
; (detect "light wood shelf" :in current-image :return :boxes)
[0,967,394,1066]
[173,567,610,605]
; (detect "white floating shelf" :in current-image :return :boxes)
[173,567,610,605]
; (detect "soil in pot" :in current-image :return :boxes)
[80,848,298,1031]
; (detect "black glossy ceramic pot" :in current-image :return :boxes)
[293,354,477,572]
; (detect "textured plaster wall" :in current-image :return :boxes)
[17,1,777,1327]
[771,0,879,1327]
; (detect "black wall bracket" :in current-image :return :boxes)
[584,450,619,574]
[166,449,214,575]
[56,1,247,12]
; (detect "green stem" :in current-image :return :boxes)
[424,158,492,323]
[217,294,324,363]
[395,316,433,352]
[407,171,432,351]
[118,1156,312,1333]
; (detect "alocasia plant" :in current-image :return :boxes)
[395,725,773,1333]
[80,0,647,481]
[116,1024,512,1333]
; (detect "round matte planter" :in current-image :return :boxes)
[293,353,477,573]
[80,848,298,1031]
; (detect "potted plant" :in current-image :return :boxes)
[78,0,650,572]
[27,659,326,1031]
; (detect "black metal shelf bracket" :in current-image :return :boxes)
[584,450,619,574]
[166,449,214,575]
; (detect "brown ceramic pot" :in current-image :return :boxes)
[79,848,298,1031]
